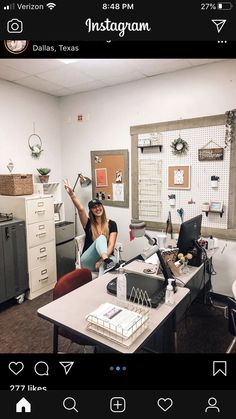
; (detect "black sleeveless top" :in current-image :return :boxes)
[82,219,118,253]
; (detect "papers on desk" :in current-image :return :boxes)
[86,301,149,346]
[86,302,148,338]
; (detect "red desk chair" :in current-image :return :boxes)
[53,268,94,353]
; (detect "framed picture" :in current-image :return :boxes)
[210,201,223,212]
[168,165,191,190]
[91,149,129,208]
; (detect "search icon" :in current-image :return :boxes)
[63,397,78,413]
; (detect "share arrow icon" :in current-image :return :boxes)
[59,361,74,375]
[212,19,227,33]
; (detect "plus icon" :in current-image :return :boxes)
[110,397,126,413]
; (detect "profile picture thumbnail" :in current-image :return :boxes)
[4,40,29,54]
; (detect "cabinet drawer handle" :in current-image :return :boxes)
[37,202,45,207]
[41,269,48,275]
[37,255,47,260]
[38,224,45,230]
[36,233,46,238]
[35,210,45,214]
[40,247,46,253]
[39,277,48,282]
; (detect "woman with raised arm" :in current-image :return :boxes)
[64,179,118,276]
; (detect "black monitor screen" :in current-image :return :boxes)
[177,214,202,255]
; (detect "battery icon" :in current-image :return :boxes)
[217,2,234,9]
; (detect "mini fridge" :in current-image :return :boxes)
[55,221,75,279]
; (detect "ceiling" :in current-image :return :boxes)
[0,58,226,97]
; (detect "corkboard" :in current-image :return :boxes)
[168,165,191,190]
[91,149,129,208]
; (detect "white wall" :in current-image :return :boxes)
[0,80,62,182]
[60,59,236,295]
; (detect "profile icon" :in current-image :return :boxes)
[205,397,220,413]
[4,40,29,54]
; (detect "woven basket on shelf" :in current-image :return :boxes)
[0,174,33,196]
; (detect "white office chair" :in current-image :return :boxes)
[232,280,236,300]
[75,234,98,279]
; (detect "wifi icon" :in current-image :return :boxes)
[46,2,56,10]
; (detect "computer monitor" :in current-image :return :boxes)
[177,214,202,256]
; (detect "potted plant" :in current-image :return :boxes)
[37,168,51,183]
[168,194,176,206]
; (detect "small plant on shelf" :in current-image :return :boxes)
[37,168,51,183]
[37,168,51,175]
[168,194,176,206]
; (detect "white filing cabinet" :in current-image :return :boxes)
[33,182,65,223]
[0,195,57,299]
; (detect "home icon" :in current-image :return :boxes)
[16,397,31,413]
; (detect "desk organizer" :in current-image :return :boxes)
[86,292,150,348]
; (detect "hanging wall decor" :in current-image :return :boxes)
[198,140,224,161]
[168,165,191,189]
[28,123,43,158]
[225,108,236,148]
[170,137,189,155]
[7,159,14,172]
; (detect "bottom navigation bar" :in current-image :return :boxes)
[2,390,235,417]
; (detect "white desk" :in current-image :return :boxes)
[37,272,190,354]
[124,259,203,287]
[124,248,216,302]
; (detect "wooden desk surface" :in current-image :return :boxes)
[37,272,190,354]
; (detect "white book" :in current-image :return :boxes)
[86,302,148,339]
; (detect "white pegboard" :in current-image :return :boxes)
[138,124,230,229]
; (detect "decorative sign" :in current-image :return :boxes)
[198,147,224,161]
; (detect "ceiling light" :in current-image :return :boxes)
[57,59,80,64]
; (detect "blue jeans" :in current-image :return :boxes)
[80,235,116,276]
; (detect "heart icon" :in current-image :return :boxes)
[157,397,173,412]
[8,362,24,375]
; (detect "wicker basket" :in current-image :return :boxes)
[0,174,33,196]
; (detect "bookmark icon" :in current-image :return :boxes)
[59,361,74,375]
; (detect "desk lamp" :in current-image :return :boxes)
[73,173,92,235]
[129,219,176,291]
[73,173,91,190]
